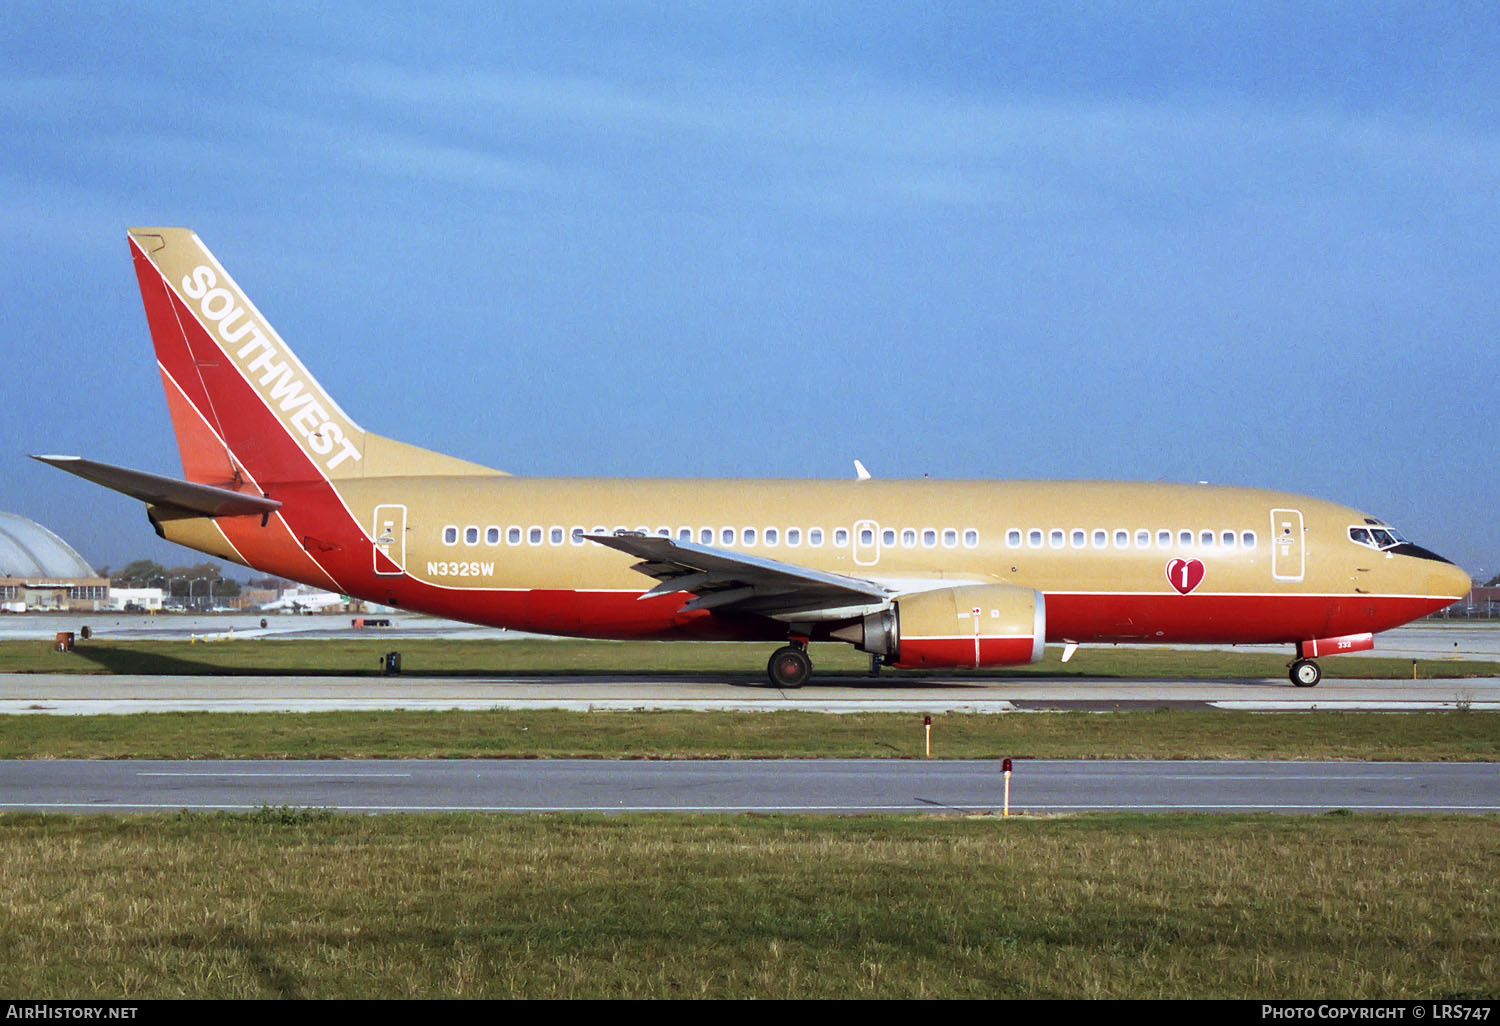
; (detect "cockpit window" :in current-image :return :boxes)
[1349,525,1407,551]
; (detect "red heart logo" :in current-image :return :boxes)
[1166,558,1205,595]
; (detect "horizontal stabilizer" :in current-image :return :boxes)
[32,455,283,517]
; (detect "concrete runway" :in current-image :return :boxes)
[2,616,1496,713]
[3,669,1498,714]
[3,758,1496,814]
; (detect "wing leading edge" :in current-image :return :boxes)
[586,532,890,621]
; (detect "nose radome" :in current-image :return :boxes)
[1428,562,1472,601]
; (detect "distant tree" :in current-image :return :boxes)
[114,560,168,587]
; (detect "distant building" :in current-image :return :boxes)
[1466,587,1500,618]
[0,513,110,612]
[104,587,165,611]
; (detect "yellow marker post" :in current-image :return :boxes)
[1003,757,1012,817]
[924,715,932,758]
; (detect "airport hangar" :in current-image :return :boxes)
[0,512,110,612]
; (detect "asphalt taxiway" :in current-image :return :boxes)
[3,758,1496,815]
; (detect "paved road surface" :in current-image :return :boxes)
[2,758,1495,814]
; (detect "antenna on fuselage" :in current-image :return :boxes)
[853,459,872,481]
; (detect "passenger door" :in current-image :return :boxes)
[1270,508,1304,582]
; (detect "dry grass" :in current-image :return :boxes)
[1,812,1495,999]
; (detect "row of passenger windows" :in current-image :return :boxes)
[440,524,983,550]
[1005,528,1258,551]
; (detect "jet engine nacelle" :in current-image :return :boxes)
[832,583,1046,669]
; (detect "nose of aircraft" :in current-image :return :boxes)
[1427,559,1472,602]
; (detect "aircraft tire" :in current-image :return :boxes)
[768,646,812,689]
[1290,658,1322,687]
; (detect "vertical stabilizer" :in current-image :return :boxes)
[128,227,369,485]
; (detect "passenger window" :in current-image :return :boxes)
[1221,531,1236,548]
[743,527,757,545]
[922,528,937,548]
[655,527,671,537]
[788,528,803,547]
[860,528,875,546]
[507,526,522,545]
[881,528,896,547]
[528,527,543,545]
[830,528,845,547]
[765,527,779,546]
[571,527,586,545]
[808,528,823,546]
[1028,529,1043,548]
[1157,530,1171,548]
[1093,530,1108,549]
[721,528,736,546]
[1179,530,1193,546]
[1200,531,1215,547]
[1071,529,1086,548]
[939,529,954,549]
[1136,530,1150,548]
[699,528,714,545]
[485,527,500,545]
[963,529,978,548]
[1114,530,1129,548]
[550,527,564,545]
[677,527,692,542]
[1007,529,1022,548]
[443,526,458,545]
[900,528,916,548]
[1243,531,1257,549]
[464,526,479,545]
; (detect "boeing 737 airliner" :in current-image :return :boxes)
[36,228,1471,687]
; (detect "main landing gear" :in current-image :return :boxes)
[1289,658,1322,688]
[768,642,812,689]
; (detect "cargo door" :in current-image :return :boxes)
[1270,507,1304,582]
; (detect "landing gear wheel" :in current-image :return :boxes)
[1290,658,1322,688]
[768,646,813,689]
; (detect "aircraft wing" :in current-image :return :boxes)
[32,455,283,518]
[586,532,890,621]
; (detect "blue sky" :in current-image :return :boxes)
[3,2,1496,580]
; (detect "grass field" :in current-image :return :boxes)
[4,636,1495,999]
[2,707,1498,761]
[1,812,1495,999]
[5,636,1498,679]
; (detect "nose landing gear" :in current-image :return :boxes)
[1289,657,1322,687]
